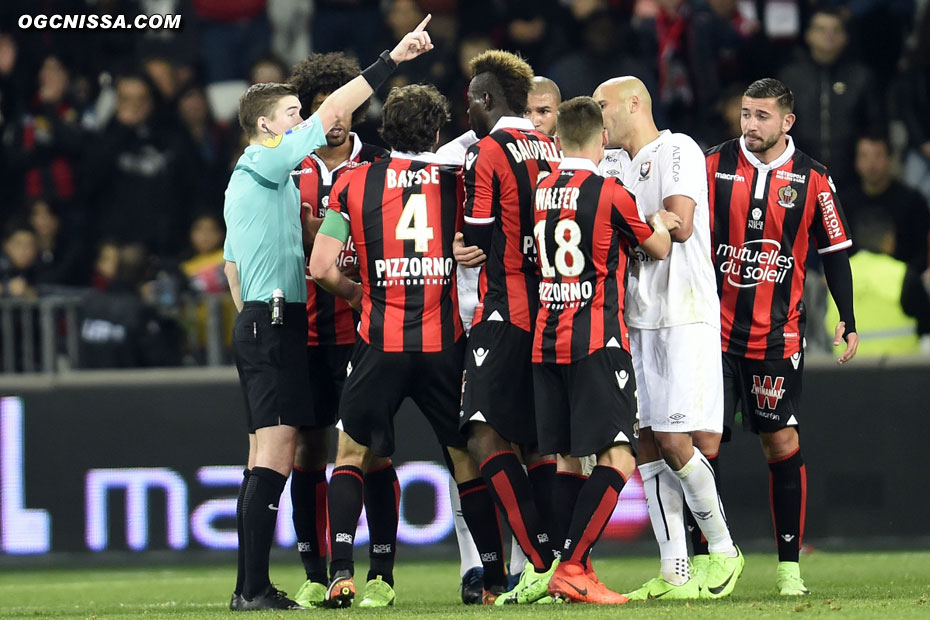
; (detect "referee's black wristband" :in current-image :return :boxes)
[361,50,397,91]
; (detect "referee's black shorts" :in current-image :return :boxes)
[232,302,319,432]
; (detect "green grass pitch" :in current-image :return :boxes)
[1,551,928,619]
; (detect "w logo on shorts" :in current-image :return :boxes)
[751,375,785,410]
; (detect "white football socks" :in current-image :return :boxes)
[673,447,736,556]
[639,459,690,585]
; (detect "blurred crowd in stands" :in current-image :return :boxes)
[1,0,929,367]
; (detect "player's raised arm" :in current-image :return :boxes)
[314,14,434,134]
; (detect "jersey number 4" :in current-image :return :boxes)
[534,219,584,278]
[395,194,434,252]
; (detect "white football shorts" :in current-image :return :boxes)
[629,323,723,433]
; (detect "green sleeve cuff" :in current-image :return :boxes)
[319,210,350,243]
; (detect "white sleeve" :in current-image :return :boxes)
[456,264,480,334]
[659,135,707,203]
[436,130,478,165]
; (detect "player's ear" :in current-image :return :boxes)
[782,112,796,134]
[554,134,563,153]
[601,127,609,148]
[482,91,492,111]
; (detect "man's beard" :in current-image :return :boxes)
[744,133,780,153]
[326,131,348,147]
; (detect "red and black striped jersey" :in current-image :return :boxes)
[295,137,387,345]
[532,158,655,364]
[706,136,852,360]
[464,118,561,332]
[328,154,465,353]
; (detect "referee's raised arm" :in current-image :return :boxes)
[244,14,436,181]
[315,14,434,133]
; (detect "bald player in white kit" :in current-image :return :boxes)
[593,77,743,600]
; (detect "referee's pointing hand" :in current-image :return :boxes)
[390,14,434,64]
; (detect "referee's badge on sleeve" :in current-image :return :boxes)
[262,134,283,148]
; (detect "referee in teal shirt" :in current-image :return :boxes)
[222,16,435,611]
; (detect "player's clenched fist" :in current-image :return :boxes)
[651,209,682,232]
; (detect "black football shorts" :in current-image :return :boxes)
[459,320,537,445]
[722,351,804,435]
[337,338,467,457]
[232,302,317,432]
[533,347,639,457]
[306,343,354,428]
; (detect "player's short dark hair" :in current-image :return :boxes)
[744,78,794,114]
[238,82,297,138]
[379,84,450,154]
[288,52,369,127]
[556,97,604,149]
[470,50,534,114]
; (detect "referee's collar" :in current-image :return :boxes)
[490,116,535,133]
[558,157,600,174]
[739,135,795,170]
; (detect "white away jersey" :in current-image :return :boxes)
[601,131,720,329]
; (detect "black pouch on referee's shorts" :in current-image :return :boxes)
[270,289,285,326]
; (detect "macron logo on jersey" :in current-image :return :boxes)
[473,347,489,366]
[465,151,477,170]
[715,171,746,182]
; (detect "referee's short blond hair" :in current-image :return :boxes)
[238,82,297,138]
